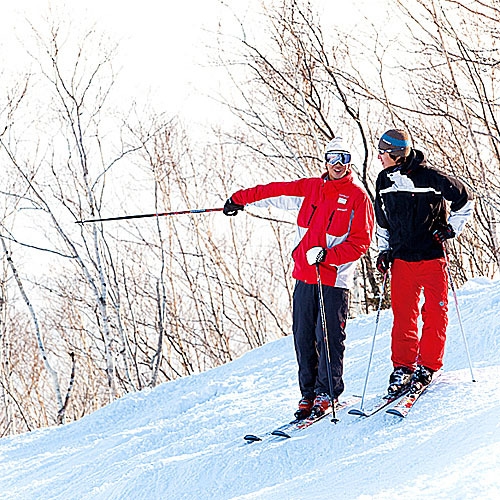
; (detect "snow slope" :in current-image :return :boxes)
[0,277,499,500]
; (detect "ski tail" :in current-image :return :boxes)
[348,387,411,418]
[243,395,359,443]
[386,371,442,418]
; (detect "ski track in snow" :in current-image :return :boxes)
[0,278,499,499]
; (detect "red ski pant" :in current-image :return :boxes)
[390,258,448,372]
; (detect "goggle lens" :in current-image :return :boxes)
[378,148,404,155]
[325,152,351,165]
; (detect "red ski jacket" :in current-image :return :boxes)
[231,172,374,288]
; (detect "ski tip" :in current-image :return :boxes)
[348,408,367,417]
[271,430,291,438]
[386,409,404,417]
[244,434,262,442]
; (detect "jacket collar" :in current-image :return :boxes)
[385,149,425,175]
[321,170,353,184]
[400,149,425,175]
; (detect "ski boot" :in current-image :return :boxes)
[294,397,314,420]
[387,366,413,396]
[310,393,332,418]
[410,365,434,392]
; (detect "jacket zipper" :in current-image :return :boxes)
[307,204,317,225]
[326,210,336,232]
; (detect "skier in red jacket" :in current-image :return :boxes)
[223,138,374,419]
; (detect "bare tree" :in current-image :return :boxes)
[2,0,499,437]
[385,0,500,280]
[214,0,500,296]
[0,17,161,432]
[213,0,387,312]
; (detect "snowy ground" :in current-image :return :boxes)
[0,277,499,500]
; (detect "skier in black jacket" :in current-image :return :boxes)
[374,129,474,395]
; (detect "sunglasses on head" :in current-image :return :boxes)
[378,147,404,155]
[325,152,351,165]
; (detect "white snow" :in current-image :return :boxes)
[0,277,499,500]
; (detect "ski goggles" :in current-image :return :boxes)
[325,152,351,165]
[378,147,405,155]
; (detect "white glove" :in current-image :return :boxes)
[306,246,327,265]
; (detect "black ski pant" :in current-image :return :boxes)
[292,279,349,401]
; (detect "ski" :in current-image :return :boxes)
[243,396,360,443]
[348,388,411,418]
[386,372,441,418]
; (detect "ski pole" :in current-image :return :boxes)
[442,245,477,382]
[359,271,388,411]
[315,263,339,423]
[75,207,224,224]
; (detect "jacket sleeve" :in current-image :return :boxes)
[435,171,474,235]
[324,191,375,267]
[374,173,391,251]
[231,179,309,210]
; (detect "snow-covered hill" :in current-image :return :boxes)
[0,278,499,500]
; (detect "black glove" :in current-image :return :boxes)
[376,250,393,274]
[223,197,244,216]
[433,223,455,244]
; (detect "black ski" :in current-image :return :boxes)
[348,388,411,418]
[243,396,360,443]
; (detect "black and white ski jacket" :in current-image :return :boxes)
[375,149,474,262]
